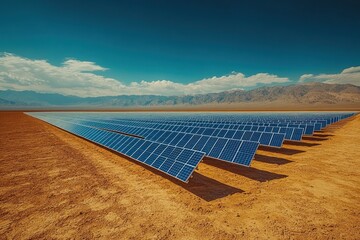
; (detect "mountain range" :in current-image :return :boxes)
[1,83,359,109]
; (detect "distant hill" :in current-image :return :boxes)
[0,83,359,109]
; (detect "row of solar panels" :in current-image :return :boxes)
[52,116,289,147]
[48,116,261,163]
[71,117,305,141]
[161,113,355,125]
[150,113,355,126]
[28,112,356,183]
[155,113,355,129]
[34,116,205,183]
[31,115,261,180]
[109,118,315,135]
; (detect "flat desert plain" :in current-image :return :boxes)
[0,112,359,239]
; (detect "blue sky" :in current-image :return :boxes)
[0,0,359,96]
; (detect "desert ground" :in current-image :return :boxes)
[0,111,359,239]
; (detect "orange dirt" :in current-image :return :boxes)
[0,112,359,239]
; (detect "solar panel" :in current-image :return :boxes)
[291,128,303,141]
[269,133,285,147]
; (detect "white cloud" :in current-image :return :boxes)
[0,53,127,97]
[63,59,108,72]
[0,53,290,97]
[341,66,360,74]
[299,66,360,86]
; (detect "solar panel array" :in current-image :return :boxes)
[28,111,356,183]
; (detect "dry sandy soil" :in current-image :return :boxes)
[0,112,359,239]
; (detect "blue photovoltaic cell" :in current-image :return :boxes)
[159,159,174,172]
[284,128,294,139]
[291,128,303,141]
[184,135,201,149]
[168,162,184,176]
[233,152,254,166]
[176,134,192,147]
[175,149,193,164]
[202,128,215,136]
[201,137,218,153]
[259,132,272,145]
[208,138,228,159]
[314,123,322,131]
[233,130,245,140]
[217,129,228,137]
[162,132,178,144]
[196,128,206,135]
[152,156,166,168]
[239,141,259,154]
[224,130,236,139]
[250,132,261,142]
[218,139,241,162]
[193,136,210,151]
[242,131,253,140]
[304,125,314,135]
[177,165,193,182]
[269,133,285,147]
